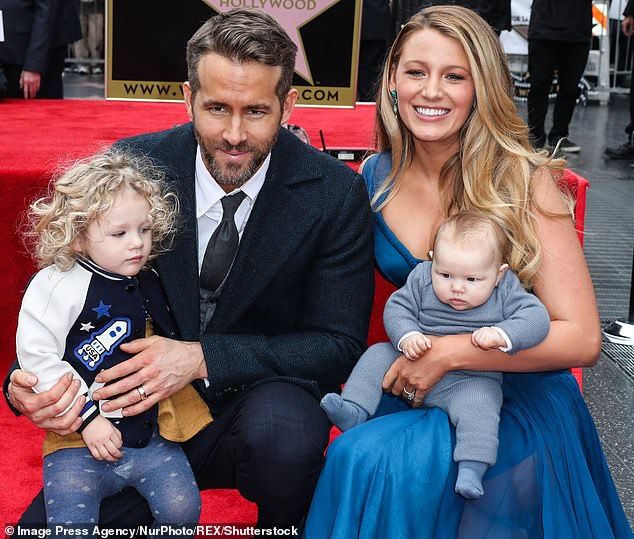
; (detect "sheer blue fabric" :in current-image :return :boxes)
[303,153,633,539]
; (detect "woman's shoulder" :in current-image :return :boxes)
[530,165,572,215]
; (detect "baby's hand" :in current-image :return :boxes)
[80,415,123,462]
[472,327,506,350]
[402,333,432,360]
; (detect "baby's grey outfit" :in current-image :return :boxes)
[341,261,550,465]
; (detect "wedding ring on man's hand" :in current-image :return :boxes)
[136,385,148,401]
[403,387,416,401]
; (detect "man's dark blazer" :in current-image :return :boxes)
[116,124,375,412]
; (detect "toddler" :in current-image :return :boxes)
[16,150,211,527]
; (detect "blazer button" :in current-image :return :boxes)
[126,284,136,293]
[136,440,145,447]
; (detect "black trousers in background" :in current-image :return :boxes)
[3,45,67,99]
[527,38,591,147]
[619,38,634,135]
[18,381,331,529]
[357,40,387,102]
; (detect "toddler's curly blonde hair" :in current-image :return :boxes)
[25,149,179,271]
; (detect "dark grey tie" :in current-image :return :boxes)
[200,191,247,293]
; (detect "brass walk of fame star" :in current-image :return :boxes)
[205,0,341,84]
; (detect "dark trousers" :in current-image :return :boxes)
[625,63,634,135]
[527,38,591,147]
[19,382,331,528]
[357,40,387,102]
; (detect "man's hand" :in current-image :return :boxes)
[19,70,41,99]
[81,415,123,462]
[471,327,506,350]
[622,15,634,37]
[92,336,207,416]
[401,333,432,360]
[8,370,84,435]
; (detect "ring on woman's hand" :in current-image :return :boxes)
[402,387,416,401]
[136,385,148,401]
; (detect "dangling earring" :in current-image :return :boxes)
[390,89,398,115]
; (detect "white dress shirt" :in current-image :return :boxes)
[194,146,270,272]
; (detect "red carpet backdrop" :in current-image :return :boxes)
[0,99,377,526]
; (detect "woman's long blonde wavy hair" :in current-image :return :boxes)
[373,5,569,288]
[24,150,179,271]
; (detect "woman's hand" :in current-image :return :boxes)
[382,335,451,407]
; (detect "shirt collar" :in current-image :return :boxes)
[76,256,133,281]
[195,146,270,218]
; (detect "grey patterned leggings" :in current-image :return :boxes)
[43,432,200,526]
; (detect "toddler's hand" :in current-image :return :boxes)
[402,333,432,360]
[80,415,123,462]
[471,327,506,350]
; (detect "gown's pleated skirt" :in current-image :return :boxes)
[304,370,633,539]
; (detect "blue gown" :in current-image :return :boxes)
[304,153,633,539]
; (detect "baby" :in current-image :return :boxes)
[16,150,210,528]
[321,211,550,499]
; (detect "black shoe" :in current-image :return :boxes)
[550,138,580,153]
[605,141,634,159]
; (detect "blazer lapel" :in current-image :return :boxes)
[155,128,201,341]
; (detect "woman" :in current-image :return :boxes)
[304,6,633,538]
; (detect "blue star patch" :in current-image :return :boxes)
[92,300,112,319]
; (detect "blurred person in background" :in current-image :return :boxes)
[70,0,103,75]
[527,0,592,153]
[0,0,81,99]
[605,0,634,159]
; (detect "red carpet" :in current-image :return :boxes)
[0,99,378,525]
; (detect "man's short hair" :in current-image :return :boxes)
[186,9,298,106]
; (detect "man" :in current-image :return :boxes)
[6,9,375,528]
[527,0,592,153]
[0,0,82,98]
[605,0,634,159]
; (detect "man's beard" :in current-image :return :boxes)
[194,126,278,188]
